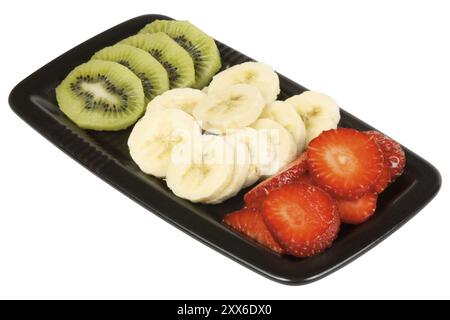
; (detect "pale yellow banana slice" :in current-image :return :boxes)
[146,88,206,115]
[251,118,297,177]
[128,108,201,178]
[226,127,261,188]
[193,84,264,133]
[208,62,280,104]
[261,100,307,154]
[166,135,235,203]
[285,91,340,144]
[206,138,250,204]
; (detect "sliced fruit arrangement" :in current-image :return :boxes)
[56,16,341,203]
[55,19,220,131]
[91,44,169,103]
[55,19,407,260]
[119,33,195,89]
[225,128,405,257]
[126,59,342,203]
[139,20,222,89]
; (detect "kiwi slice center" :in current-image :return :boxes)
[80,82,120,105]
[70,75,129,112]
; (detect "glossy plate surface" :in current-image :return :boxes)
[9,14,441,284]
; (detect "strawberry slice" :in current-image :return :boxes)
[307,128,384,199]
[364,131,406,182]
[373,162,391,193]
[244,152,308,208]
[295,173,314,185]
[336,192,378,224]
[223,208,284,254]
[262,183,340,257]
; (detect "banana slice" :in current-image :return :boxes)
[166,135,235,203]
[285,91,340,144]
[206,138,250,204]
[146,88,206,115]
[251,119,297,177]
[227,127,261,187]
[208,62,280,104]
[260,100,307,154]
[193,84,264,133]
[128,108,201,178]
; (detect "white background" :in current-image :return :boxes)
[1,0,449,299]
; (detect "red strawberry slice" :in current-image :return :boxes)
[244,152,308,208]
[295,173,314,185]
[364,130,406,182]
[223,208,284,254]
[307,128,384,199]
[373,162,391,193]
[336,192,378,224]
[262,183,340,258]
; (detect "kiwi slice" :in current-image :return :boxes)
[91,44,169,103]
[139,20,222,89]
[55,60,145,131]
[120,33,195,89]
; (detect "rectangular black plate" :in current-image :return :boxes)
[9,14,441,285]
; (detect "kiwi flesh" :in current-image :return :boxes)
[91,44,169,103]
[139,20,222,89]
[55,60,145,131]
[120,33,195,89]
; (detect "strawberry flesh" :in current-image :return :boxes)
[244,152,308,208]
[262,183,340,257]
[373,161,391,193]
[336,192,378,224]
[223,208,284,254]
[364,130,405,182]
[307,128,384,199]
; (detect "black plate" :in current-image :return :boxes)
[9,14,441,285]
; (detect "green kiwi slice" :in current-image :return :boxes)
[119,33,195,89]
[55,60,145,131]
[91,44,169,103]
[139,20,222,89]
